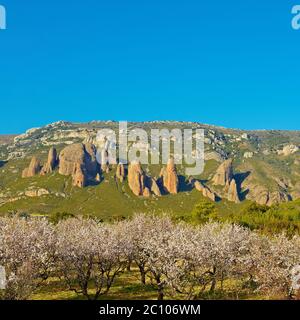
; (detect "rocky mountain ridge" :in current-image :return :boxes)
[0,121,299,209]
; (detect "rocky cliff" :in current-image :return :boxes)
[40,147,57,175]
[0,120,299,209]
[160,158,179,194]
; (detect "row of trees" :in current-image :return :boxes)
[0,214,299,300]
[191,200,300,235]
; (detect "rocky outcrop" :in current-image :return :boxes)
[243,152,254,159]
[194,180,216,202]
[160,158,179,194]
[95,173,101,182]
[204,151,225,162]
[227,179,240,203]
[59,144,84,176]
[116,163,126,182]
[255,188,270,205]
[58,143,98,188]
[72,162,87,188]
[143,187,151,198]
[101,164,110,173]
[22,157,41,178]
[25,188,50,197]
[12,121,300,208]
[127,163,160,197]
[40,147,57,175]
[128,161,146,196]
[268,191,290,205]
[294,159,300,166]
[244,184,290,206]
[84,143,98,176]
[150,178,161,196]
[100,149,110,173]
[59,143,98,179]
[277,144,299,156]
[212,159,234,187]
[211,159,241,203]
[291,181,300,197]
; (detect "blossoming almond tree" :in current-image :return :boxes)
[0,214,299,300]
[124,214,166,285]
[0,217,56,300]
[252,233,300,298]
[162,222,259,299]
[56,217,130,300]
[139,216,177,300]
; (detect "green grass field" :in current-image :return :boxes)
[31,267,272,301]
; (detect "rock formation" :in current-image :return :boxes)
[128,161,146,196]
[160,158,179,194]
[116,163,126,182]
[211,159,242,203]
[194,180,216,202]
[204,151,225,162]
[13,121,300,208]
[143,187,151,198]
[268,191,290,205]
[101,164,110,173]
[227,179,240,203]
[291,182,300,200]
[95,173,101,182]
[212,159,234,187]
[242,181,290,206]
[59,143,98,179]
[150,178,161,196]
[25,188,50,197]
[84,143,98,176]
[100,149,110,173]
[59,144,84,176]
[72,162,86,188]
[277,144,299,156]
[22,157,41,178]
[40,147,57,175]
[243,152,254,159]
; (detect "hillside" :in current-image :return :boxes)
[0,121,299,229]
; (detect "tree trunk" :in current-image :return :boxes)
[138,265,146,285]
[210,267,217,293]
[157,288,164,301]
[210,279,216,293]
[156,276,164,300]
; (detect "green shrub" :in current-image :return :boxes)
[241,202,269,215]
[192,200,217,223]
[49,212,74,224]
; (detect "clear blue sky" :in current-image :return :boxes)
[0,0,299,133]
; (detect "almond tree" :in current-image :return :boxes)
[0,217,56,300]
[124,214,154,284]
[56,217,130,300]
[196,222,256,292]
[135,214,177,300]
[164,222,258,299]
[252,233,300,298]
